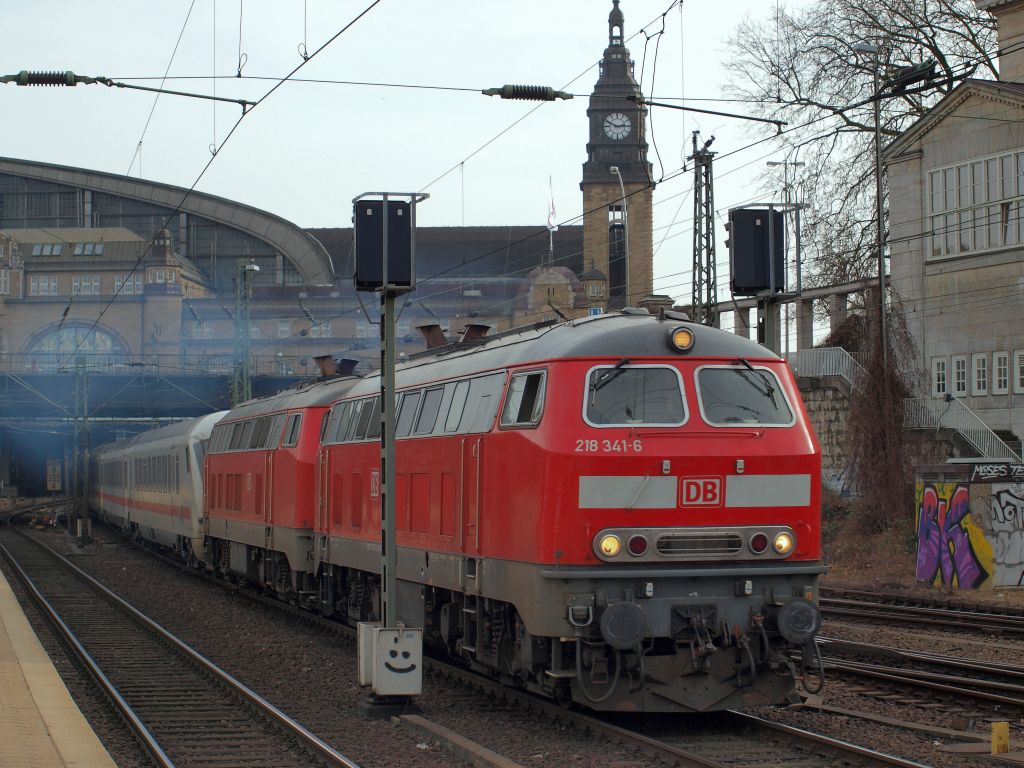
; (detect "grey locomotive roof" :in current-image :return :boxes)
[344,311,779,395]
[220,376,359,422]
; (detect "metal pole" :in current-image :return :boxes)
[379,195,398,629]
[873,56,888,370]
[610,166,629,308]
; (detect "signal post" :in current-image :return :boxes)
[353,191,427,713]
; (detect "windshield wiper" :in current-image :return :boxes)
[590,358,630,406]
[736,358,778,408]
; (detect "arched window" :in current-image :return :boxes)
[25,324,129,370]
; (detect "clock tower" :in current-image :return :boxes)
[581,0,654,309]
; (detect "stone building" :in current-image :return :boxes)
[884,0,1024,447]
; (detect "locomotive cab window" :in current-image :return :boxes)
[283,413,302,447]
[501,371,546,427]
[696,364,794,426]
[584,364,686,427]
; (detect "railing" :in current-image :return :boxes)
[0,353,319,377]
[790,347,1021,462]
[787,347,868,392]
[905,396,1022,462]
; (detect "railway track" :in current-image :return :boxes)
[0,522,360,768]
[820,635,1024,709]
[81,523,929,767]
[821,586,1024,634]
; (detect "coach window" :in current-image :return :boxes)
[585,365,686,427]
[501,371,546,427]
[696,365,793,426]
[444,381,470,432]
[396,391,421,437]
[283,414,303,447]
[415,387,444,435]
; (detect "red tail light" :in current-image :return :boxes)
[627,534,649,556]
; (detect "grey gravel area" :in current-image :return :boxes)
[20,521,996,768]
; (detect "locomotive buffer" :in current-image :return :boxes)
[353,192,427,707]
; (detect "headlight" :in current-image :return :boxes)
[669,326,694,352]
[773,531,795,555]
[598,534,622,557]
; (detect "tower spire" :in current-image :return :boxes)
[609,0,624,47]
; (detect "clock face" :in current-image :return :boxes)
[603,112,631,140]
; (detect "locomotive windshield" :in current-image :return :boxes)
[585,365,686,426]
[696,365,794,426]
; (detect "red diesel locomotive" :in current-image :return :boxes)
[92,310,823,713]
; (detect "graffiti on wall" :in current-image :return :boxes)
[986,484,1024,587]
[915,483,992,589]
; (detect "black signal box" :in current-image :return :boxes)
[354,199,414,292]
[728,208,785,296]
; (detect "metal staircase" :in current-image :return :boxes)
[790,348,1021,463]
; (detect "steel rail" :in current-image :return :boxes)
[726,711,932,768]
[0,524,362,768]
[821,599,1024,634]
[0,538,176,768]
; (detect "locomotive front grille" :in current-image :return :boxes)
[655,532,743,556]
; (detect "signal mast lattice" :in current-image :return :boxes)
[690,132,717,327]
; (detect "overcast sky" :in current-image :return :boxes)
[3,0,806,305]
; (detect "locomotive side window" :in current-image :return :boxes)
[239,420,255,450]
[415,387,444,435]
[328,402,353,444]
[444,381,469,432]
[282,414,302,447]
[696,365,794,426]
[396,391,421,437]
[463,372,505,432]
[365,397,382,439]
[584,365,686,427]
[500,371,546,427]
[355,397,377,440]
[269,413,286,447]
[229,422,245,450]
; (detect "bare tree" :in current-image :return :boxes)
[725,0,996,289]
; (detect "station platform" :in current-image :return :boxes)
[0,567,116,768]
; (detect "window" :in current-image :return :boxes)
[586,365,687,427]
[153,269,165,283]
[32,244,42,256]
[115,274,143,294]
[929,151,1024,259]
[248,321,261,338]
[0,269,8,295]
[192,320,213,339]
[993,352,1009,395]
[415,388,445,435]
[931,358,947,397]
[501,371,546,427]
[278,320,291,338]
[586,283,605,298]
[952,355,968,396]
[168,270,176,283]
[28,275,59,296]
[283,414,302,447]
[697,365,793,426]
[971,353,988,396]
[445,381,469,432]
[83,243,95,255]
[328,402,353,443]
[72,274,100,295]
[1015,351,1024,395]
[355,398,378,440]
[396,391,421,437]
[309,320,332,338]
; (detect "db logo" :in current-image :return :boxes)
[370,470,380,499]
[681,477,722,506]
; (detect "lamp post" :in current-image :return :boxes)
[853,41,887,370]
[610,165,630,308]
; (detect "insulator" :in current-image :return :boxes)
[17,70,77,86]
[503,84,555,101]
